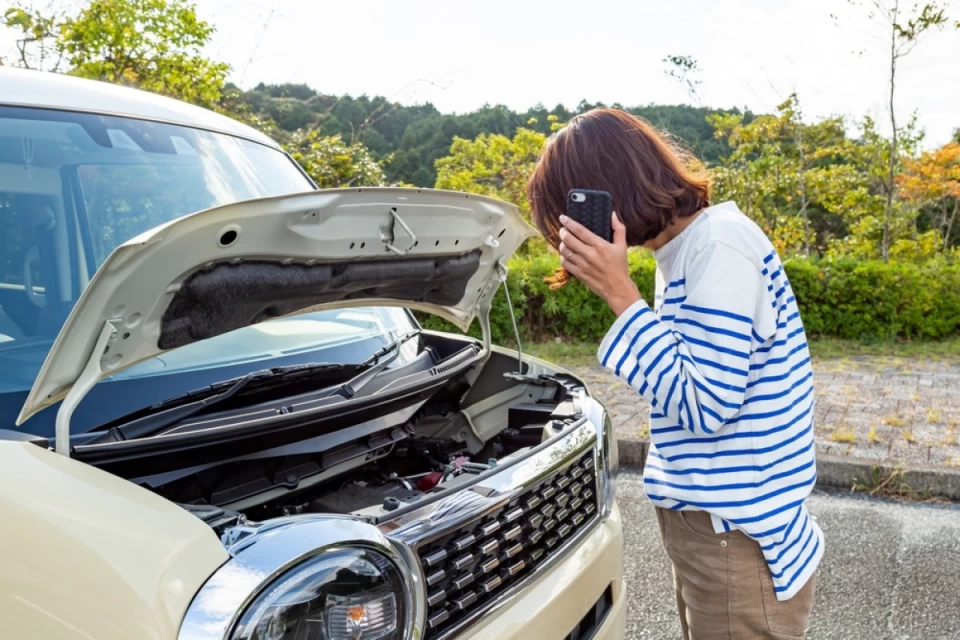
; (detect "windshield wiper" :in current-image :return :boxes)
[92,362,347,443]
[90,332,421,444]
[318,330,423,401]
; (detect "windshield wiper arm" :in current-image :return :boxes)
[321,330,422,401]
[90,333,420,444]
[94,363,346,443]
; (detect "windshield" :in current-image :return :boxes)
[0,105,418,436]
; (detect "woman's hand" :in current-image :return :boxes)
[559,212,642,317]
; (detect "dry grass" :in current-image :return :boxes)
[942,426,959,447]
[868,426,883,444]
[927,409,943,424]
[852,465,932,501]
[883,414,906,427]
[829,426,857,444]
[902,428,917,443]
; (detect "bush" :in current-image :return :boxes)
[786,257,960,340]
[417,252,656,341]
[419,253,960,344]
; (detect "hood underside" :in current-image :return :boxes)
[18,188,533,425]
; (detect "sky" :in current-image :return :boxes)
[3,0,959,145]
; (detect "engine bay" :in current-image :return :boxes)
[132,336,586,534]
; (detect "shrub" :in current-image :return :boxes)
[785,257,960,340]
[419,253,960,344]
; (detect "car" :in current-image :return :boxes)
[0,66,625,640]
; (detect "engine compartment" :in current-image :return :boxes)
[136,335,586,533]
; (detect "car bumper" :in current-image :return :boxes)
[458,500,626,640]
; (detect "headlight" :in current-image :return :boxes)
[178,517,424,640]
[232,548,406,640]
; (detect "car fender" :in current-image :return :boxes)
[0,441,227,640]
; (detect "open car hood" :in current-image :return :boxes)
[17,188,533,435]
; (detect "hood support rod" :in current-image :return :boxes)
[490,262,531,379]
[497,263,525,376]
[54,321,116,456]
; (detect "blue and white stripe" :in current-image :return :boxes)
[598,204,823,601]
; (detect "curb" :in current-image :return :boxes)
[617,438,960,501]
[617,439,649,470]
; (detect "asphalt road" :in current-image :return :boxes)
[618,471,960,640]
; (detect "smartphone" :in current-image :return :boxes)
[566,189,613,243]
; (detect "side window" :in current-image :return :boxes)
[78,164,216,266]
[0,193,47,339]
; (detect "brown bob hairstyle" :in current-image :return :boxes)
[527,108,710,287]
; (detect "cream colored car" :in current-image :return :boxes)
[0,67,625,640]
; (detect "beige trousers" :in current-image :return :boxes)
[655,508,817,640]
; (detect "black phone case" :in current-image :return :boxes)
[567,189,613,243]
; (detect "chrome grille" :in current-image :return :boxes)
[415,450,599,638]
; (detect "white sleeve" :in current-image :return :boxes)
[597,243,776,436]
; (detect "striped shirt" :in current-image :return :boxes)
[598,201,823,601]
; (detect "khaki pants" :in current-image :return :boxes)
[655,508,817,639]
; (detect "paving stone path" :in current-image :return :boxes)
[571,357,960,471]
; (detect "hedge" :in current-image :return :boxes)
[419,253,960,343]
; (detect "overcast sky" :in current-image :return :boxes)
[4,0,959,145]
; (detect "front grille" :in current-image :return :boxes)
[416,449,599,638]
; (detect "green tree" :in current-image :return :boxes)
[2,0,228,107]
[60,0,229,108]
[845,0,954,261]
[708,96,851,255]
[284,130,387,189]
[823,116,926,262]
[707,94,937,262]
[236,84,741,186]
[662,54,703,104]
[1,4,65,70]
[1,0,389,197]
[434,127,547,221]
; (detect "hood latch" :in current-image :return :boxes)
[380,208,417,256]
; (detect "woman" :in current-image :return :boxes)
[527,108,822,639]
